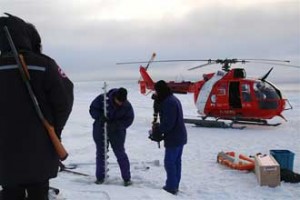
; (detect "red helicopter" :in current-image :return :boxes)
[118,54,295,128]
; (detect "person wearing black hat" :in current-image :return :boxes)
[153,80,187,195]
[0,13,73,200]
[89,87,134,186]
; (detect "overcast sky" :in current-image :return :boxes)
[1,0,300,82]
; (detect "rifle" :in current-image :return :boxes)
[3,26,68,161]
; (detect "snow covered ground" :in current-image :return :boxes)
[50,80,299,200]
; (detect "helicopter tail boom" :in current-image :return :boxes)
[138,66,200,95]
[139,66,155,94]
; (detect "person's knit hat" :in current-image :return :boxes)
[154,80,172,100]
[115,87,127,102]
[154,80,170,94]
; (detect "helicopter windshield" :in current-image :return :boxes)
[254,81,280,109]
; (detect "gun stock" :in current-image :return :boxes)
[43,120,68,161]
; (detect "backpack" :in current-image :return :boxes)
[148,98,164,147]
[148,122,164,143]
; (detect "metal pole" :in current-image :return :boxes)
[102,82,109,182]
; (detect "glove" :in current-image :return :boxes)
[151,93,157,100]
[152,122,160,129]
[100,115,109,123]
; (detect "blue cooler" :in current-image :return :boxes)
[270,150,295,171]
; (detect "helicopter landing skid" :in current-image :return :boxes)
[184,118,281,129]
[184,118,246,129]
[231,120,281,127]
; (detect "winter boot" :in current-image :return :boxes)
[163,186,178,195]
[95,179,105,185]
[123,180,132,187]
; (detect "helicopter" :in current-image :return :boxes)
[118,54,296,128]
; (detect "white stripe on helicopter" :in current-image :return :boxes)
[196,71,225,115]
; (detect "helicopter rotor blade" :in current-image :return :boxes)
[240,59,290,63]
[117,57,300,73]
[145,52,156,70]
[259,67,274,81]
[116,59,210,65]
[245,61,300,68]
[187,61,217,71]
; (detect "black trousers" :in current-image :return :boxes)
[1,180,49,200]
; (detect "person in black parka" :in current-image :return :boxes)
[0,13,73,200]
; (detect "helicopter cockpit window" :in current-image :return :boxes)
[241,83,251,102]
[217,71,225,76]
[254,81,280,109]
[234,68,246,78]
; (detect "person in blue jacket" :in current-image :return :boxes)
[153,80,187,195]
[89,87,134,186]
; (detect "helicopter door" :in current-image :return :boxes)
[229,82,242,109]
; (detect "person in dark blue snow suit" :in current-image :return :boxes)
[153,80,187,195]
[89,87,134,186]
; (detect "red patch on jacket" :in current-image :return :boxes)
[57,66,67,78]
